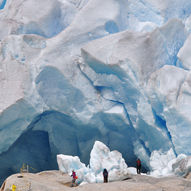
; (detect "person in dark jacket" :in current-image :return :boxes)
[136,158,141,174]
[103,168,108,183]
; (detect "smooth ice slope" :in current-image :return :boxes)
[1,0,191,185]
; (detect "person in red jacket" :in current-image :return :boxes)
[71,170,77,186]
[136,158,141,174]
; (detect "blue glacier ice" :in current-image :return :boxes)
[0,0,6,9]
[1,0,191,185]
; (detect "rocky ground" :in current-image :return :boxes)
[1,170,191,191]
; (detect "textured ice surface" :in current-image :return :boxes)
[178,34,191,70]
[1,0,191,185]
[57,141,129,183]
[57,141,191,184]
[147,65,191,155]
[149,148,191,177]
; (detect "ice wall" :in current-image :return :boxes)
[1,0,191,185]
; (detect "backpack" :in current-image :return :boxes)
[137,159,141,166]
[103,169,108,177]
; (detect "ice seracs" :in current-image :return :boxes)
[149,148,191,177]
[57,141,191,183]
[89,141,129,181]
[57,141,129,184]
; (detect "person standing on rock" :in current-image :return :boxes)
[136,158,141,174]
[71,170,77,187]
[103,168,108,183]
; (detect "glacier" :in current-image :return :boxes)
[57,141,191,184]
[1,0,191,185]
[57,141,131,184]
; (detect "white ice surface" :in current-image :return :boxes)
[57,141,129,183]
[57,141,191,184]
[149,148,191,177]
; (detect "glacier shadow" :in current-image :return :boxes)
[0,109,148,185]
[0,130,51,185]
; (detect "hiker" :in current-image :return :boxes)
[136,158,141,174]
[103,168,108,183]
[71,170,77,187]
